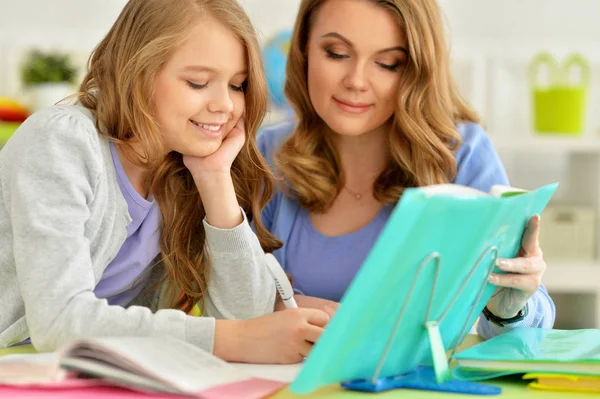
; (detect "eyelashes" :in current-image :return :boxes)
[324,48,403,72]
[230,83,245,92]
[186,81,207,90]
[326,49,348,60]
[376,62,401,72]
[186,81,246,92]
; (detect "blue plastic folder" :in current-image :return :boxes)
[290,183,558,394]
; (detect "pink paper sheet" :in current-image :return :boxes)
[0,377,286,399]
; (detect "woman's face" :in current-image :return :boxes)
[307,0,407,137]
[153,17,247,157]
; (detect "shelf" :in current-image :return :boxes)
[543,263,600,292]
[491,134,600,154]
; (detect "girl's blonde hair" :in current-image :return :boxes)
[277,0,479,212]
[78,0,281,312]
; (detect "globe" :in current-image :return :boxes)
[262,30,292,109]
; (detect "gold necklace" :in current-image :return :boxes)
[343,186,365,200]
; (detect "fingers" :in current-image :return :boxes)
[302,323,325,345]
[224,122,246,145]
[496,256,545,275]
[321,305,337,318]
[488,272,541,295]
[299,341,314,358]
[218,123,246,161]
[228,115,246,139]
[302,308,330,327]
[520,215,541,256]
[234,115,245,131]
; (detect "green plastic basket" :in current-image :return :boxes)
[529,53,590,135]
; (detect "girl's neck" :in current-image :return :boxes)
[115,142,151,199]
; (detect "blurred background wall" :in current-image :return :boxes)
[1,0,599,329]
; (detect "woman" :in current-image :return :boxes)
[0,0,328,364]
[259,0,554,339]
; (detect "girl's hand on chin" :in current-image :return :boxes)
[183,117,245,179]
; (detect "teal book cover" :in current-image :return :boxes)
[290,183,558,394]
[453,328,600,376]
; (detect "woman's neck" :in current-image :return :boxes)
[331,126,389,189]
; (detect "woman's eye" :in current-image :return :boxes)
[326,49,348,60]
[186,81,207,90]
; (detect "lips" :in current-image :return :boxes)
[335,98,371,107]
[333,97,373,114]
[190,120,223,131]
[190,120,225,136]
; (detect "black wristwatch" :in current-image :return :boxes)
[482,304,528,327]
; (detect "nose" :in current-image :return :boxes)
[343,60,369,92]
[207,84,234,115]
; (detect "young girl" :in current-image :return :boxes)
[0,0,328,364]
[260,0,555,339]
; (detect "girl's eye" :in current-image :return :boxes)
[230,83,245,92]
[377,62,402,72]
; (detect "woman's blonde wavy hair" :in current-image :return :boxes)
[277,0,480,212]
[77,0,281,312]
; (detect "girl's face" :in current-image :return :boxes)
[154,17,247,157]
[307,0,408,138]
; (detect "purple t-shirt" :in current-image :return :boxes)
[286,206,392,302]
[93,142,161,306]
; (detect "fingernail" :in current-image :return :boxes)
[495,259,508,267]
[488,275,498,284]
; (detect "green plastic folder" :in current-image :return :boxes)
[453,328,600,376]
[290,183,558,394]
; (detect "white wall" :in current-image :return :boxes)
[1,0,599,136]
[0,0,127,47]
[1,0,599,92]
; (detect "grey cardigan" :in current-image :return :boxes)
[0,105,275,352]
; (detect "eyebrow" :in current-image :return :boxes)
[182,65,248,75]
[320,32,408,55]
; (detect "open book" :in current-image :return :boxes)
[453,328,600,375]
[0,336,285,398]
[417,184,527,198]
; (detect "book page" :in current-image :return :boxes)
[417,184,488,198]
[489,185,527,198]
[60,357,181,395]
[0,353,65,385]
[61,336,252,394]
[232,362,302,383]
[416,184,528,198]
